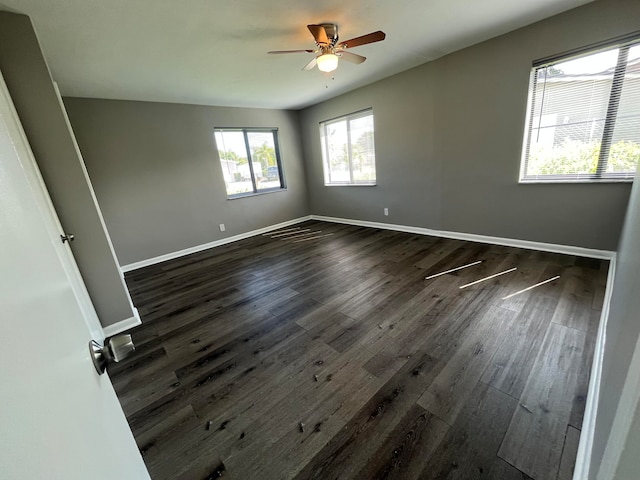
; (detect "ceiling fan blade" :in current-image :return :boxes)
[339,51,366,64]
[307,24,330,45]
[268,49,314,54]
[338,31,386,49]
[302,57,318,71]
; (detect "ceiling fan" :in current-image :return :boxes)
[268,24,386,73]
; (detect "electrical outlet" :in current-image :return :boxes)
[219,224,226,232]
[384,208,389,216]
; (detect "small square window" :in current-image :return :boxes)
[214,128,285,197]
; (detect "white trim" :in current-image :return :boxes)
[599,336,640,478]
[501,275,560,300]
[309,216,616,260]
[425,260,483,280]
[574,257,617,480]
[459,267,518,289]
[53,83,141,328]
[102,310,142,337]
[121,216,312,272]
[596,257,640,479]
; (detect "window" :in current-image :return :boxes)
[320,109,376,185]
[520,38,640,182]
[214,128,285,197]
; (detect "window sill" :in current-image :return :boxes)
[227,188,287,200]
[519,178,634,184]
[324,183,377,187]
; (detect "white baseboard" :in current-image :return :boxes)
[102,310,142,337]
[573,258,616,480]
[310,215,616,260]
[122,214,615,273]
[120,216,312,272]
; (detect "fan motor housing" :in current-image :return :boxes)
[319,23,339,45]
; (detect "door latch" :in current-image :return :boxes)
[60,233,75,243]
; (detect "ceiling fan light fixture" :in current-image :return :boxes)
[317,53,339,72]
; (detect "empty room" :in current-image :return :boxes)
[1,0,640,479]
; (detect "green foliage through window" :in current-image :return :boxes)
[214,128,285,197]
[528,140,640,176]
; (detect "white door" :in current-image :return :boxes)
[0,71,150,479]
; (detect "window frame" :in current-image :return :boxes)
[519,36,640,184]
[320,109,377,186]
[213,127,286,199]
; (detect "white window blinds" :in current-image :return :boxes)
[521,39,640,182]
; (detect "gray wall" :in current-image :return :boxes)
[592,172,640,478]
[0,12,135,328]
[613,392,640,479]
[63,98,309,266]
[299,0,639,251]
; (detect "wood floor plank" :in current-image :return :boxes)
[569,308,601,429]
[172,317,305,386]
[293,352,442,480]
[141,340,337,478]
[420,245,485,279]
[337,272,423,321]
[481,293,560,398]
[417,305,514,425]
[114,369,180,416]
[413,238,468,270]
[551,295,592,333]
[294,271,390,329]
[353,404,449,480]
[112,221,606,480]
[190,336,336,425]
[493,253,553,312]
[221,350,384,479]
[418,283,502,360]
[497,323,587,480]
[558,425,582,480]
[418,381,519,480]
[381,275,459,338]
[363,335,414,380]
[160,293,297,354]
[134,404,199,453]
[488,458,534,479]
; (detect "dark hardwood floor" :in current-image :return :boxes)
[112,220,608,480]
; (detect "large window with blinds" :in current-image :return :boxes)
[520,38,640,182]
[320,109,376,186]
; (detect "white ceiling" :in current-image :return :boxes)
[1,0,594,110]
